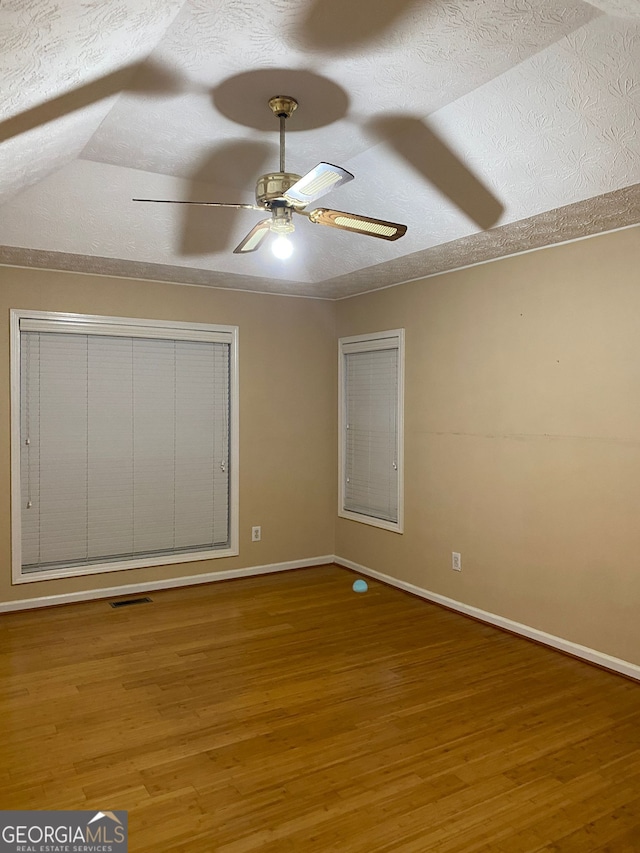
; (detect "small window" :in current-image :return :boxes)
[11,310,239,583]
[338,329,404,532]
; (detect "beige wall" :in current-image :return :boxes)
[0,266,336,604]
[3,226,639,667]
[336,226,640,666]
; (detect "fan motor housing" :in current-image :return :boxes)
[256,172,305,209]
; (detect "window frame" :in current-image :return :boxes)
[10,309,239,584]
[338,329,404,534]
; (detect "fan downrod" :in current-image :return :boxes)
[269,96,298,175]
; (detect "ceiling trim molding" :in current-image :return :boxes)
[1,183,638,301]
[337,222,640,301]
[0,248,325,299]
[327,183,640,299]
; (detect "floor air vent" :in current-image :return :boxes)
[109,597,152,608]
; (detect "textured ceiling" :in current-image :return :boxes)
[0,0,638,299]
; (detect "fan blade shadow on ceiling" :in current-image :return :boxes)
[367,115,504,230]
[292,0,422,51]
[180,140,273,255]
[0,60,185,143]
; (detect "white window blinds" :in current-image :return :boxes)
[15,314,237,579]
[339,331,404,532]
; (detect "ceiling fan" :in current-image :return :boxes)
[133,96,407,257]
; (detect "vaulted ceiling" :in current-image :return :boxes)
[1,0,638,298]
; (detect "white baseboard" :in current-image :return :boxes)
[5,554,638,683]
[334,556,640,682]
[0,555,334,613]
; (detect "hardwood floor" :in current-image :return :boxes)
[1,564,639,852]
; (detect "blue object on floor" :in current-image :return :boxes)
[352,579,368,593]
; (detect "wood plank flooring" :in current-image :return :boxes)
[1,564,639,852]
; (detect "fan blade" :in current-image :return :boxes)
[284,163,354,205]
[233,219,272,254]
[307,208,406,241]
[133,199,262,210]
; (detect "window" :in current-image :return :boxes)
[11,310,238,583]
[338,329,404,532]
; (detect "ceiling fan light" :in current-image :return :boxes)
[272,235,293,259]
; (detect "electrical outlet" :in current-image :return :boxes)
[452,552,461,572]
[251,526,261,542]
